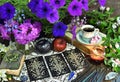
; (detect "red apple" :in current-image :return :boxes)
[53,38,67,52]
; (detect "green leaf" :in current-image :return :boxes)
[105,53,113,57]
[113,66,120,72]
[104,59,112,66]
[109,17,115,21]
[100,21,108,27]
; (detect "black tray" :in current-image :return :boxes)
[45,53,71,77]
[25,56,49,81]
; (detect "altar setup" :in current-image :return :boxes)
[0,0,120,82]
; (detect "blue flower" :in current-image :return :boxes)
[47,9,59,23]
[52,22,68,37]
[67,0,82,16]
[35,2,52,18]
[50,0,66,9]
[0,2,15,20]
[98,0,106,6]
[28,0,43,13]
[80,0,89,11]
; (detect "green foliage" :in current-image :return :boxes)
[86,6,120,72]
[113,66,120,73]
[86,8,115,33]
[0,52,6,59]
[4,50,20,63]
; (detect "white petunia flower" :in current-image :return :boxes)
[106,7,110,11]
[112,23,117,29]
[100,6,106,11]
[0,70,8,82]
[111,58,120,67]
[117,16,120,25]
[115,42,119,48]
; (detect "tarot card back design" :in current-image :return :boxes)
[63,48,89,71]
[25,56,49,81]
[45,53,70,77]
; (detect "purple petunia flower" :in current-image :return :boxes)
[67,0,82,16]
[98,0,106,6]
[80,0,89,11]
[50,0,66,9]
[52,22,67,37]
[0,2,15,20]
[47,9,59,23]
[0,24,10,40]
[14,22,42,45]
[35,2,52,19]
[28,0,43,13]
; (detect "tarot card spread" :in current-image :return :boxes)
[25,56,49,81]
[45,53,70,77]
[63,48,89,71]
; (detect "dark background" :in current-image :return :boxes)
[90,0,120,16]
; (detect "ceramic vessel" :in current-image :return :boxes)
[35,38,52,54]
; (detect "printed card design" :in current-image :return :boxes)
[25,56,49,81]
[45,53,70,77]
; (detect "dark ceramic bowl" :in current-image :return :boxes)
[35,38,52,54]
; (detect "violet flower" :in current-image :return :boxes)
[80,0,89,11]
[50,0,66,9]
[98,0,106,6]
[67,0,82,16]
[71,25,77,40]
[14,22,41,45]
[0,25,10,40]
[28,0,43,13]
[47,9,59,23]
[35,2,52,18]
[4,19,19,33]
[52,22,67,37]
[0,2,15,20]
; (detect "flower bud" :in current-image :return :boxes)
[106,7,110,11]
[112,23,117,29]
[115,42,119,48]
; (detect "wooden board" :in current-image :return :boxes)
[64,28,106,56]
[0,55,25,76]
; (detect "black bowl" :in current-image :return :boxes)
[35,38,52,54]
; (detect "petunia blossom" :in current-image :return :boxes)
[98,0,106,6]
[28,0,43,13]
[52,22,67,37]
[35,2,52,18]
[14,22,41,45]
[0,2,15,20]
[80,0,89,11]
[50,0,65,9]
[67,0,82,16]
[47,9,59,23]
[0,25,10,40]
